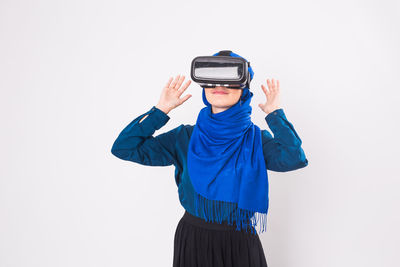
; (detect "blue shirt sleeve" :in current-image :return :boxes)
[261,108,309,172]
[111,106,181,166]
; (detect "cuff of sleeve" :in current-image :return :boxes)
[151,105,170,119]
[265,108,286,125]
[145,105,170,130]
[141,106,170,130]
[265,108,302,145]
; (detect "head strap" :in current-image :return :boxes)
[216,50,232,56]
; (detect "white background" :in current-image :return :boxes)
[1,0,399,266]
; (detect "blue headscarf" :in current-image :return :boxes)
[187,51,269,234]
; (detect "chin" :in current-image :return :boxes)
[206,93,239,107]
[210,99,232,106]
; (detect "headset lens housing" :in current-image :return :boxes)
[191,56,249,89]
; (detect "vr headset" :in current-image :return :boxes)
[190,50,251,89]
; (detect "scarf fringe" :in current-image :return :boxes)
[193,190,268,235]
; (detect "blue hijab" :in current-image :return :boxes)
[187,51,269,234]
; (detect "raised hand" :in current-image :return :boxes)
[258,78,281,115]
[156,74,192,114]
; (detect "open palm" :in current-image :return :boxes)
[258,78,281,115]
[156,74,192,114]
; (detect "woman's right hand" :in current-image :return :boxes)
[156,74,192,114]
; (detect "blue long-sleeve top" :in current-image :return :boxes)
[111,105,308,221]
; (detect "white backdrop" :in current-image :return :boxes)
[1,0,399,266]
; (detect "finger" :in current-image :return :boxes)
[165,77,173,88]
[261,84,268,95]
[170,74,180,89]
[277,80,280,90]
[177,80,191,96]
[179,94,192,104]
[266,79,271,90]
[262,84,270,95]
[175,75,185,90]
[271,78,276,90]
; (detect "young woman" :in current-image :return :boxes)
[111,52,308,267]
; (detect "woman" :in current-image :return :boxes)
[111,51,308,267]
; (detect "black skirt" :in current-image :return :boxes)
[173,210,268,267]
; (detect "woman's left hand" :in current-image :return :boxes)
[258,78,281,115]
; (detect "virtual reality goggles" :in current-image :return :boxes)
[190,50,251,89]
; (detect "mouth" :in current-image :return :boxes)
[212,90,228,95]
